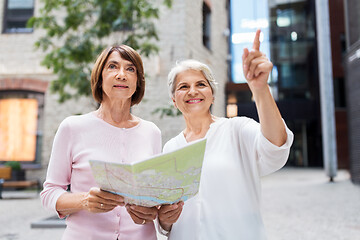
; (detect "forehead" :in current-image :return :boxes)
[106,51,134,65]
[176,69,206,84]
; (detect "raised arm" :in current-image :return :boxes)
[242,29,287,146]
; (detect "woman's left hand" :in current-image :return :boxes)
[242,29,273,94]
[125,204,158,225]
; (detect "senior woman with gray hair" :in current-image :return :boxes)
[156,30,294,239]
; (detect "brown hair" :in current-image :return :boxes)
[90,45,145,106]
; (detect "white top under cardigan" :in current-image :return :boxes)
[163,117,294,240]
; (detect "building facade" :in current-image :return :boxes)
[344,0,360,184]
[0,0,230,182]
[227,0,351,175]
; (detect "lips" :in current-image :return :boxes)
[186,98,203,104]
[113,84,128,89]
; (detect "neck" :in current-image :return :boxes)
[183,112,216,142]
[96,99,138,128]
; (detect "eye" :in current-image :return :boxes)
[127,67,136,72]
[178,85,188,90]
[108,64,117,69]
[198,82,206,87]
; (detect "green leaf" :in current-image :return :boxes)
[33,0,173,102]
[152,105,182,118]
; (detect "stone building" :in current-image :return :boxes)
[0,0,230,181]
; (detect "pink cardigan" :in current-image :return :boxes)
[41,112,162,240]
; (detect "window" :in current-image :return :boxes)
[0,98,37,161]
[346,0,360,46]
[269,1,317,100]
[3,0,34,33]
[202,1,211,49]
[0,91,44,164]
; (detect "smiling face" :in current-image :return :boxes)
[101,51,138,104]
[173,69,214,116]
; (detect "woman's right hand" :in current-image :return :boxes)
[157,201,184,231]
[125,204,159,225]
[83,187,125,213]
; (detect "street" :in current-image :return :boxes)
[0,167,359,240]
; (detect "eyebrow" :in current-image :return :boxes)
[106,60,135,67]
[176,81,187,86]
[177,79,207,85]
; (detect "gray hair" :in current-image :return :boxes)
[167,59,218,98]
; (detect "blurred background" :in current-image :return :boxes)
[1,0,359,186]
[0,0,359,239]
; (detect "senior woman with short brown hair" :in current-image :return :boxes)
[41,45,160,240]
[156,30,294,239]
[91,45,146,105]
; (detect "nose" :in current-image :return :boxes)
[116,68,126,80]
[188,85,198,96]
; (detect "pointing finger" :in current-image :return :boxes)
[252,29,261,51]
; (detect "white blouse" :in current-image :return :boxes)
[163,117,294,240]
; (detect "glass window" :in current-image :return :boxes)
[269,0,317,98]
[0,99,38,161]
[279,63,308,89]
[2,0,34,33]
[202,1,211,49]
[346,0,360,46]
[230,0,271,83]
[0,91,44,164]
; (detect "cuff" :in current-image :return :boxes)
[155,217,171,237]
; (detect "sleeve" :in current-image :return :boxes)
[40,118,73,217]
[163,138,179,154]
[151,123,162,155]
[163,141,172,153]
[154,217,170,237]
[238,117,294,177]
[256,120,294,176]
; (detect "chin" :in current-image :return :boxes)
[187,108,208,114]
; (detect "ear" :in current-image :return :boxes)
[172,97,177,109]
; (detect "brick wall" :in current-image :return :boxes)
[0,78,48,92]
[0,0,229,182]
[133,0,229,143]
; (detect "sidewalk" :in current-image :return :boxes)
[262,168,360,240]
[0,167,359,240]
